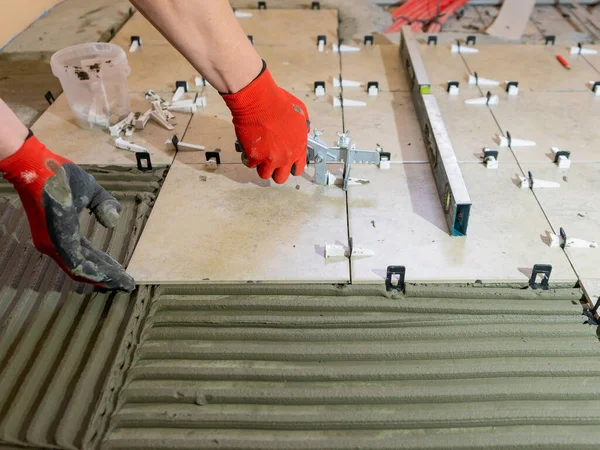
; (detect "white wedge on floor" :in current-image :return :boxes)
[324,243,374,259]
[468,74,500,86]
[333,44,360,53]
[451,44,479,54]
[499,135,536,147]
[234,10,252,18]
[333,97,366,107]
[570,45,597,55]
[333,78,362,87]
[115,137,148,153]
[550,233,598,248]
[519,175,560,189]
[464,95,499,105]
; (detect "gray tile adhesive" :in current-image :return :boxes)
[2,168,600,450]
[101,284,600,450]
[0,166,166,450]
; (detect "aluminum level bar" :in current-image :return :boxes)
[400,26,472,236]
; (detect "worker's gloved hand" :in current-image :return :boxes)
[221,61,310,184]
[0,132,135,292]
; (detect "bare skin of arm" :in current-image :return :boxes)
[130,0,263,94]
[0,99,29,160]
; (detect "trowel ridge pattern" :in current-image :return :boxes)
[102,285,600,449]
[0,167,165,450]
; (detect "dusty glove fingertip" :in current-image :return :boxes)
[93,200,121,228]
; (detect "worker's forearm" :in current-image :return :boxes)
[0,99,29,161]
[130,0,263,93]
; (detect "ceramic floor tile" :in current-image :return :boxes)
[256,45,341,93]
[127,161,350,283]
[199,45,340,95]
[236,9,338,47]
[419,44,471,89]
[177,91,342,165]
[432,86,513,164]
[174,91,237,165]
[347,162,576,283]
[581,45,600,74]
[523,163,600,280]
[340,45,409,91]
[341,91,427,162]
[31,93,191,166]
[461,45,599,91]
[111,11,170,48]
[125,45,199,93]
[489,90,600,164]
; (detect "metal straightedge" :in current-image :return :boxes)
[400,25,472,236]
[307,130,381,191]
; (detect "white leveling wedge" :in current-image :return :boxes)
[165,135,205,151]
[234,10,252,18]
[451,43,479,54]
[519,171,560,189]
[499,132,536,148]
[550,232,598,248]
[324,242,374,259]
[333,78,362,88]
[570,45,597,55]
[333,97,366,107]
[464,93,499,105]
[333,44,360,53]
[468,73,500,86]
[115,137,148,153]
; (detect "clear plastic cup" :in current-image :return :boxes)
[50,43,131,129]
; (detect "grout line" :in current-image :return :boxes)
[337,35,353,285]
[583,53,600,76]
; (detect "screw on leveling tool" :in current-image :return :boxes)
[314,155,324,163]
[337,131,351,148]
[312,129,324,138]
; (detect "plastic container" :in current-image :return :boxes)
[51,43,131,129]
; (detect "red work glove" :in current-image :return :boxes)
[222,62,310,184]
[0,132,135,292]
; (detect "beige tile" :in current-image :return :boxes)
[236,9,338,47]
[525,163,600,280]
[253,45,341,93]
[178,91,341,165]
[461,45,599,91]
[125,45,199,93]
[341,91,427,162]
[340,45,409,91]
[419,44,470,89]
[31,93,191,166]
[199,45,340,95]
[489,90,600,164]
[433,87,511,164]
[582,45,600,73]
[127,161,350,283]
[111,11,170,48]
[348,162,576,283]
[175,91,236,165]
